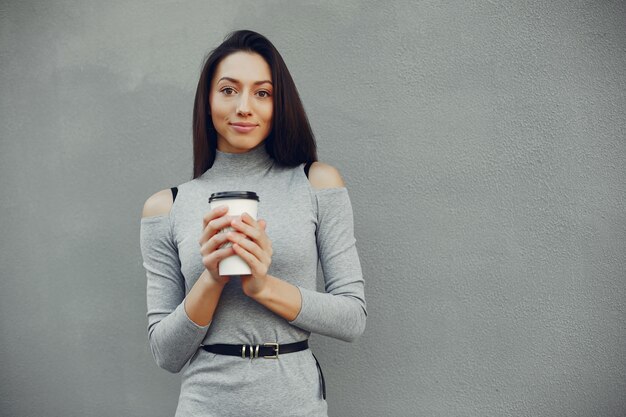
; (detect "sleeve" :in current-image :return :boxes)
[289,187,367,342]
[140,215,210,373]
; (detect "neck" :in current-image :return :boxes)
[200,144,273,178]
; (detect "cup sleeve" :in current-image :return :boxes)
[140,215,210,373]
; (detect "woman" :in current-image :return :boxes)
[140,29,366,416]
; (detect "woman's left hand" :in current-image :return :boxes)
[227,212,273,298]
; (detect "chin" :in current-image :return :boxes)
[220,138,265,153]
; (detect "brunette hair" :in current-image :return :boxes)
[192,30,317,178]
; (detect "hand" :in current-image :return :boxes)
[226,212,273,297]
[198,205,236,286]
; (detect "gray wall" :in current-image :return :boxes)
[1,1,625,416]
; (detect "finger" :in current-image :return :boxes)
[241,213,268,234]
[229,233,270,265]
[240,212,258,227]
[199,215,235,245]
[202,205,229,228]
[232,242,265,273]
[201,230,234,255]
[202,246,235,270]
[200,205,230,246]
[232,218,273,257]
[231,215,263,242]
[213,245,236,262]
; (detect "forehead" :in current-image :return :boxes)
[212,52,272,84]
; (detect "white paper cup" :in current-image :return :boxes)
[208,191,259,276]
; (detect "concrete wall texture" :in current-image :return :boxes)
[1,1,625,416]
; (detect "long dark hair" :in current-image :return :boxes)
[192,30,317,179]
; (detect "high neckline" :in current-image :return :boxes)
[200,144,274,179]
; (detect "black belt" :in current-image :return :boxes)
[200,340,326,399]
[202,340,308,359]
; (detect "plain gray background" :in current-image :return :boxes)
[1,1,625,416]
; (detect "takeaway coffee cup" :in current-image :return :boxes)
[208,191,259,276]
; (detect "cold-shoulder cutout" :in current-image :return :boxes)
[307,161,346,190]
[142,188,174,218]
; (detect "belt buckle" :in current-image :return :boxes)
[243,344,260,359]
[263,342,279,359]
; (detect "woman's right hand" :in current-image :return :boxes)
[199,205,235,286]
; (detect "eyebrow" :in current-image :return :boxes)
[217,77,273,86]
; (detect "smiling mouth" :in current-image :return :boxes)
[229,121,258,127]
[230,124,258,133]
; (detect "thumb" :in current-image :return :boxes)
[258,219,267,230]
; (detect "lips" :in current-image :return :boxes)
[230,122,258,127]
[230,122,258,133]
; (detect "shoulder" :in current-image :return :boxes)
[142,188,174,218]
[307,161,346,190]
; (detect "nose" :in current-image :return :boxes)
[236,92,252,116]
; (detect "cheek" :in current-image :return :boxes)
[209,94,228,114]
[261,103,273,123]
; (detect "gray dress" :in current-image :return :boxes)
[139,145,367,416]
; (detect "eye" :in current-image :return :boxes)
[221,87,236,95]
[257,90,271,98]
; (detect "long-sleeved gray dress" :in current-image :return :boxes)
[139,145,367,416]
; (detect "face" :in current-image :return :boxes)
[208,51,274,153]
